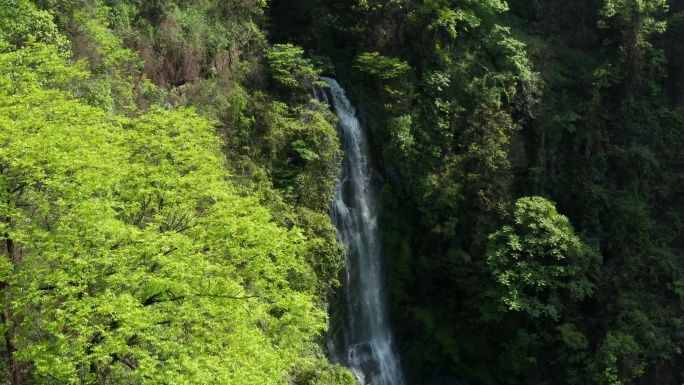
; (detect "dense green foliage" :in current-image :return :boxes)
[482,197,600,321]
[268,0,684,384]
[3,0,684,384]
[0,1,355,384]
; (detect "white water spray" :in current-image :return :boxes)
[316,77,405,385]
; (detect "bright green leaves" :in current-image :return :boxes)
[0,40,334,384]
[0,0,68,49]
[355,52,411,80]
[0,40,87,95]
[290,361,358,385]
[292,139,321,161]
[417,0,480,38]
[387,114,415,153]
[69,6,143,112]
[1,44,128,384]
[480,26,541,109]
[354,52,413,98]
[0,1,357,383]
[412,0,507,39]
[483,197,600,320]
[265,43,318,91]
[599,0,668,34]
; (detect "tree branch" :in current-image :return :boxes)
[110,353,138,371]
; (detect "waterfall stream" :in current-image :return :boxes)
[315,77,405,385]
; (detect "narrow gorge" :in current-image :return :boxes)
[317,78,405,385]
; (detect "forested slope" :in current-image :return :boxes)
[269,0,684,384]
[0,0,355,383]
[2,0,684,384]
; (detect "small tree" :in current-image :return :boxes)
[482,196,600,320]
[264,43,317,90]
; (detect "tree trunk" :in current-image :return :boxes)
[2,233,19,385]
[1,300,19,385]
[2,173,20,385]
[90,361,104,385]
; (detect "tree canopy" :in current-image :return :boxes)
[4,0,684,384]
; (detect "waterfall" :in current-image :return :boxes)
[316,77,405,385]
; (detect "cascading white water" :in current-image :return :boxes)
[316,77,405,385]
